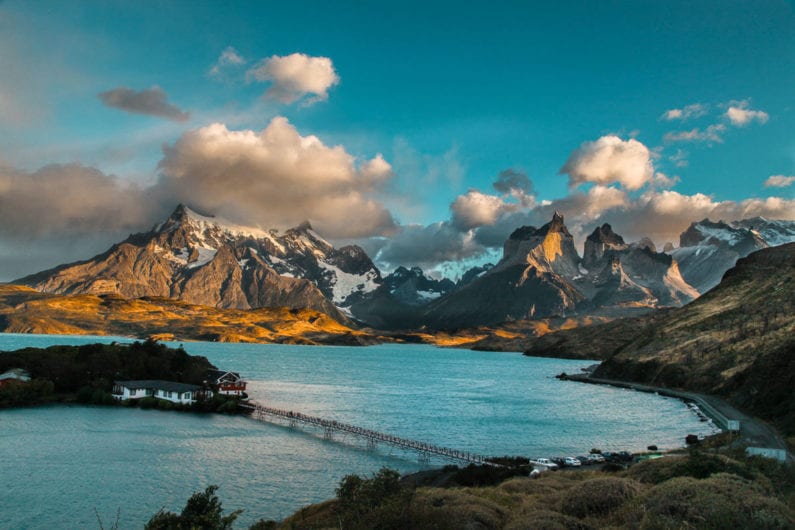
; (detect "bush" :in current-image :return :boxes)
[637,473,794,529]
[561,477,643,518]
[408,488,508,530]
[145,485,241,530]
[506,509,595,530]
[626,451,758,485]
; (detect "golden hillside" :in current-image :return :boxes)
[0,284,376,346]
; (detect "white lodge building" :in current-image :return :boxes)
[112,380,212,404]
[206,370,247,396]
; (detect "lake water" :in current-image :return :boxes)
[0,333,716,528]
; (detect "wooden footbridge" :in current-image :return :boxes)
[240,402,492,466]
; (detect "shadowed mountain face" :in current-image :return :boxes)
[16,205,383,323]
[669,217,795,293]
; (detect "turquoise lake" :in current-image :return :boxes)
[0,334,716,528]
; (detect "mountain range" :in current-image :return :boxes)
[12,204,795,331]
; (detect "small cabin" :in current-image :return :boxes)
[112,380,212,404]
[206,370,247,396]
[0,369,31,388]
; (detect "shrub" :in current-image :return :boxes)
[408,488,508,530]
[505,509,595,530]
[145,485,241,530]
[626,451,758,485]
[561,477,643,518]
[638,473,794,529]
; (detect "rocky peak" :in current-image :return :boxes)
[500,213,580,278]
[586,223,625,245]
[382,265,454,306]
[583,223,628,270]
[632,237,657,253]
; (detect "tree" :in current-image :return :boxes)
[145,485,241,530]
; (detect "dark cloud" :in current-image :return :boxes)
[493,168,534,196]
[98,86,190,122]
[0,163,159,240]
[375,222,486,270]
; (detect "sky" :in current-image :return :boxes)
[1,0,794,280]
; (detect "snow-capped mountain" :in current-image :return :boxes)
[382,266,455,306]
[669,217,795,293]
[17,205,383,321]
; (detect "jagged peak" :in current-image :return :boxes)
[509,212,572,241]
[155,204,276,241]
[295,220,313,232]
[586,223,625,245]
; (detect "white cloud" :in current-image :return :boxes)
[451,190,513,231]
[208,46,246,79]
[156,117,395,238]
[764,175,795,188]
[559,135,654,191]
[246,53,339,105]
[663,124,725,143]
[661,103,707,121]
[669,149,689,168]
[726,100,769,126]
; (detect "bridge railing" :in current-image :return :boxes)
[240,402,493,465]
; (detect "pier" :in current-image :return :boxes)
[240,402,493,465]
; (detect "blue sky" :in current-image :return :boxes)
[0,0,793,279]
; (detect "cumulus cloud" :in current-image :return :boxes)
[451,190,512,231]
[0,163,157,240]
[726,100,769,126]
[559,135,654,191]
[208,46,245,79]
[246,53,339,105]
[156,117,395,238]
[661,103,707,121]
[98,86,190,122]
[663,124,725,143]
[764,175,795,188]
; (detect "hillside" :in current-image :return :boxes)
[0,284,377,346]
[526,243,795,436]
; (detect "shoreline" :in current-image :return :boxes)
[560,372,792,464]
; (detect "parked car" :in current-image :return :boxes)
[587,453,605,463]
[564,457,582,467]
[577,455,592,465]
[534,458,558,470]
[551,457,567,467]
[616,451,633,462]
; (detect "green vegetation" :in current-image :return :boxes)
[0,339,242,413]
[157,451,794,529]
[145,485,244,530]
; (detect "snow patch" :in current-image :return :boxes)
[187,247,217,269]
[416,290,442,301]
[318,261,379,304]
